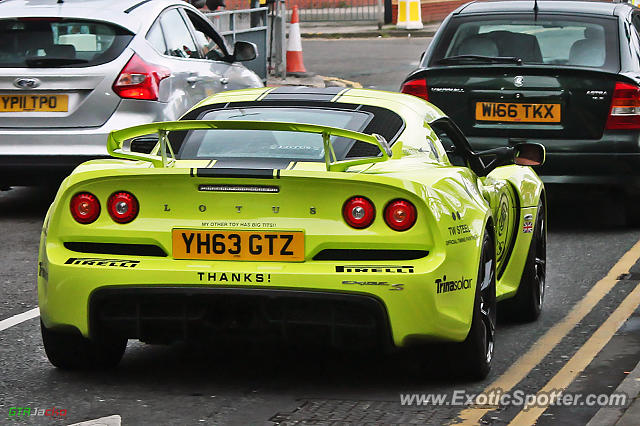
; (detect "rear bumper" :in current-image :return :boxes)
[539,152,640,187]
[0,155,110,185]
[89,287,392,348]
[38,243,479,348]
[467,135,640,190]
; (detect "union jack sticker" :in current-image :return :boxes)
[522,221,534,233]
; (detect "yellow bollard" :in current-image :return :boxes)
[397,0,423,30]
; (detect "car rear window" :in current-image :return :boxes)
[431,14,620,71]
[0,19,133,68]
[177,107,374,161]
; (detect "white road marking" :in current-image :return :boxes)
[0,307,39,331]
[68,415,121,426]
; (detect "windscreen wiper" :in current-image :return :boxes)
[25,57,90,67]
[435,55,523,65]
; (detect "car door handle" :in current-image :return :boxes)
[186,76,200,85]
[220,77,229,85]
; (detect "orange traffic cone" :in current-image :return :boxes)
[286,6,307,75]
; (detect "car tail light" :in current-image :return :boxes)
[70,192,100,224]
[401,78,429,101]
[112,54,171,101]
[384,199,417,231]
[606,82,640,130]
[343,197,375,229]
[107,192,139,224]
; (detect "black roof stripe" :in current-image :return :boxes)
[124,0,151,14]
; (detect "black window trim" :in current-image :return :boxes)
[430,117,484,175]
[154,6,202,60]
[181,8,231,61]
[124,0,152,14]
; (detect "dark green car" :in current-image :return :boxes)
[402,0,640,222]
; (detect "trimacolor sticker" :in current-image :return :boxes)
[435,275,473,294]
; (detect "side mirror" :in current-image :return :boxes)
[233,41,257,62]
[514,143,545,166]
[473,142,545,176]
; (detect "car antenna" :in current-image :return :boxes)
[533,0,539,20]
[58,0,63,3]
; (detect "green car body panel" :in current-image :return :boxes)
[37,88,544,348]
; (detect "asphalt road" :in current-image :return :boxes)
[1,38,640,425]
[302,37,429,91]
[1,184,640,426]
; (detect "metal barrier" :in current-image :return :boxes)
[206,7,269,82]
[291,0,383,22]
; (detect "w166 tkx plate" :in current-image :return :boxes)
[172,229,304,261]
[475,102,561,123]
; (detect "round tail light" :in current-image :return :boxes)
[107,191,139,224]
[343,196,375,229]
[384,199,417,231]
[70,192,101,224]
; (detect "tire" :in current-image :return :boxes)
[456,232,497,381]
[501,200,546,322]
[41,320,126,370]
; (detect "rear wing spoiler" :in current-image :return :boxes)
[107,120,396,172]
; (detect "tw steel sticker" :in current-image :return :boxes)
[197,272,271,283]
[335,265,415,273]
[448,223,471,236]
[446,222,479,246]
[65,258,139,268]
[445,235,478,246]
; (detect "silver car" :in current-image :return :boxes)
[0,0,263,185]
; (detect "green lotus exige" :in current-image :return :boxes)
[38,87,546,379]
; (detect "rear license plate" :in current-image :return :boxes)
[475,102,561,123]
[0,94,68,112]
[172,229,304,261]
